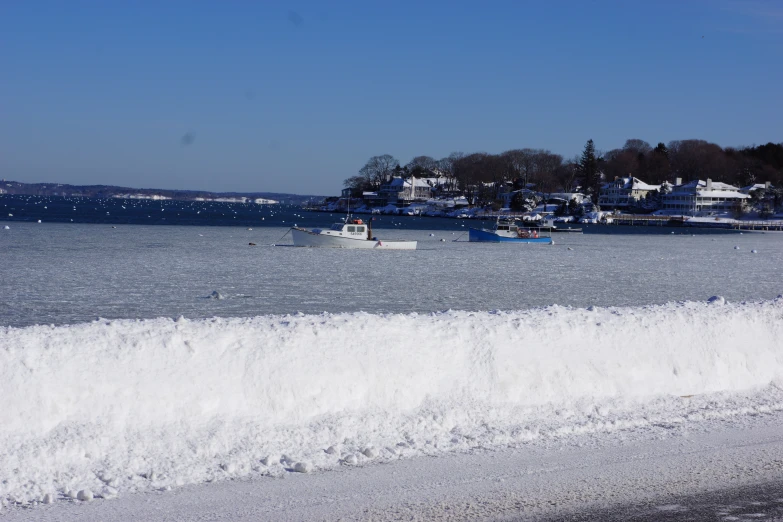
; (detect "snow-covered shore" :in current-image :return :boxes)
[6,405,783,521]
[2,298,783,508]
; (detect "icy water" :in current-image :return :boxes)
[1,221,781,327]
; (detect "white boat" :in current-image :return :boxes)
[291,218,417,249]
[469,217,553,244]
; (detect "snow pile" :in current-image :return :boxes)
[2,299,783,504]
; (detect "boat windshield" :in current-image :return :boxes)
[330,224,345,231]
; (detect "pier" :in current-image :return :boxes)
[606,214,678,226]
[729,220,783,232]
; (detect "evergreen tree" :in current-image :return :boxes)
[653,142,669,158]
[579,139,601,203]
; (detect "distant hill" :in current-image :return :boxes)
[0,180,325,205]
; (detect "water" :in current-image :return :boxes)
[0,194,476,231]
[2,219,781,327]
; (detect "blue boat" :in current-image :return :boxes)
[468,217,554,244]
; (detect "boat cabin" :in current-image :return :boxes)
[489,218,544,239]
[319,219,371,239]
[495,219,518,232]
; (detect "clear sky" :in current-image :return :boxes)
[1,1,782,195]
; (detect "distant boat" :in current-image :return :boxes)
[291,218,417,249]
[537,218,582,233]
[469,217,553,244]
[551,226,583,233]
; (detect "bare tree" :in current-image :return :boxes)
[502,148,537,186]
[623,139,652,155]
[406,155,438,172]
[555,157,580,193]
[453,152,507,204]
[358,154,400,188]
[533,151,563,210]
[437,153,463,192]
[603,148,639,180]
[668,140,733,183]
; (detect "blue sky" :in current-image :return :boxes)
[1,0,781,195]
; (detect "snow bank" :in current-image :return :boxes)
[2,299,783,504]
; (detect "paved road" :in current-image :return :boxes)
[550,481,783,521]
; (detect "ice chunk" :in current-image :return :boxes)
[293,462,312,473]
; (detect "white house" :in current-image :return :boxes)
[661,179,748,215]
[379,176,442,204]
[598,177,660,209]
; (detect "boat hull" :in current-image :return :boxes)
[291,228,417,249]
[468,228,553,244]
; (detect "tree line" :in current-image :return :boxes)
[344,139,783,205]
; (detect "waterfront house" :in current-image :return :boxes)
[661,179,749,215]
[379,176,442,205]
[598,177,660,209]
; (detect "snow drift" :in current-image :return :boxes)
[2,299,783,504]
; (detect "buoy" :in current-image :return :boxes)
[429,233,435,236]
[37,219,42,223]
[3,225,9,230]
[734,246,740,250]
[751,249,758,254]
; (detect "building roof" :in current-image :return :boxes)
[601,177,660,191]
[694,190,748,199]
[382,176,443,189]
[672,180,739,193]
[741,183,775,193]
